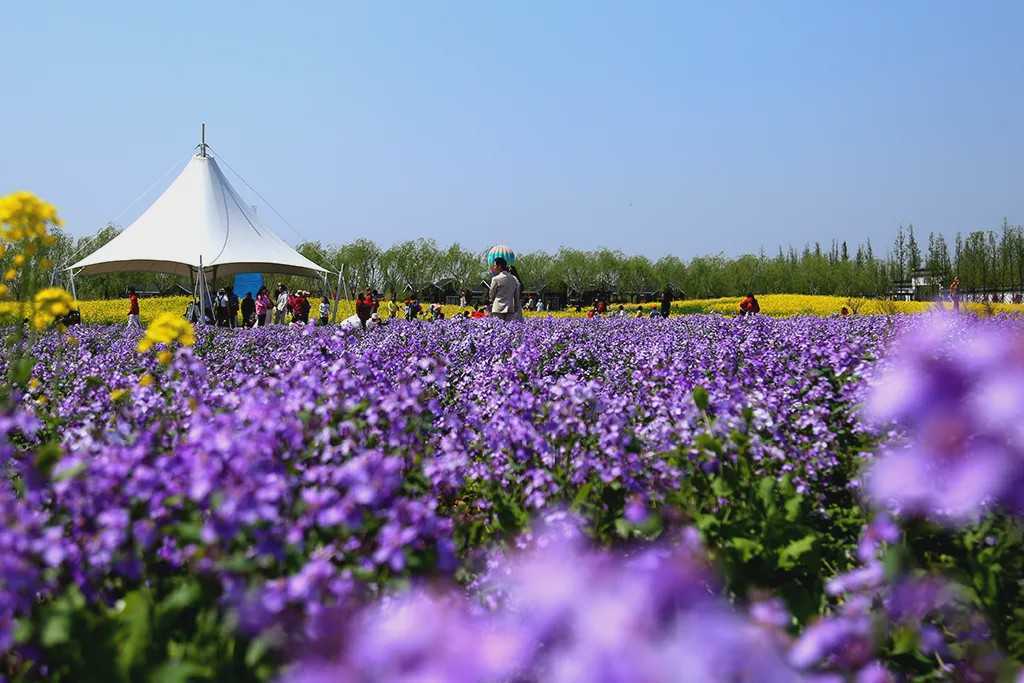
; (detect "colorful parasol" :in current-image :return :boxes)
[486,244,516,267]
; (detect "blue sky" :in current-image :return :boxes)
[5,1,1023,258]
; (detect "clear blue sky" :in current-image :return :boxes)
[5,1,1023,259]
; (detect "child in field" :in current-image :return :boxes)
[319,298,330,325]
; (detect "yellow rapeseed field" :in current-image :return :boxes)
[528,294,1024,317]
[2,293,1020,325]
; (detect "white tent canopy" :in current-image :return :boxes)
[69,150,328,280]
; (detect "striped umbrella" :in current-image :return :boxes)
[486,244,516,267]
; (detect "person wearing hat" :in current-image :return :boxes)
[488,257,521,321]
[216,288,229,327]
[297,290,312,323]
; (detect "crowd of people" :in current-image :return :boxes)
[123,268,777,329]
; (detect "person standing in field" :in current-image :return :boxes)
[274,284,289,324]
[127,288,141,329]
[318,297,330,325]
[255,287,271,327]
[289,290,308,324]
[241,291,255,327]
[356,290,373,330]
[660,287,672,318]
[227,286,239,328]
[387,297,399,319]
[949,276,960,313]
[489,257,520,321]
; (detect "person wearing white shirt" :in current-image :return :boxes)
[488,257,521,321]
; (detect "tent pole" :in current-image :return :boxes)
[339,266,352,322]
[331,266,343,323]
[198,257,215,326]
[68,269,78,300]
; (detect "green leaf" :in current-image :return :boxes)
[54,460,87,482]
[151,661,208,683]
[783,494,803,522]
[116,589,152,677]
[40,612,70,647]
[245,636,271,668]
[757,477,775,508]
[157,578,202,616]
[12,356,35,386]
[891,625,918,655]
[13,617,32,644]
[728,537,763,562]
[34,442,63,480]
[692,385,710,412]
[615,518,632,538]
[570,482,593,511]
[711,477,732,498]
[777,533,817,570]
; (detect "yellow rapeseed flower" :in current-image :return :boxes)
[12,254,25,267]
[4,270,16,282]
[31,287,75,331]
[109,388,128,401]
[138,373,155,387]
[27,377,41,390]
[156,350,173,365]
[0,191,62,241]
[137,312,196,353]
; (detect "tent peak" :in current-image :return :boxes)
[196,122,209,159]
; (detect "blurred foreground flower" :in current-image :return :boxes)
[865,315,1024,522]
[282,523,804,683]
[0,190,62,241]
[137,311,196,353]
[31,287,74,330]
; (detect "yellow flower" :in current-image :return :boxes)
[31,287,75,331]
[4,270,16,281]
[0,192,62,244]
[27,378,41,390]
[137,312,196,353]
[109,388,128,401]
[0,284,8,297]
[12,254,25,266]
[156,350,173,365]
[138,373,154,387]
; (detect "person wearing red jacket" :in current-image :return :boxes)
[355,291,374,330]
[127,288,141,329]
[738,293,760,316]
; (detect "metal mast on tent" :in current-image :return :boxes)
[198,122,208,158]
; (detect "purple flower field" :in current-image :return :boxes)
[3,314,1024,681]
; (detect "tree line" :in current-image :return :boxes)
[18,219,1024,302]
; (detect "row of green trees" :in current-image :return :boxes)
[25,219,1024,302]
[892,221,1024,294]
